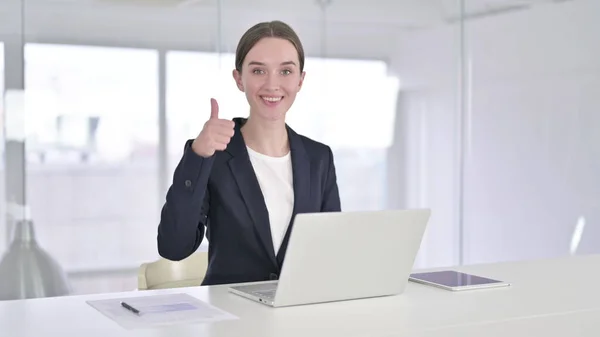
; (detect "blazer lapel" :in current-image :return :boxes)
[276,125,311,266]
[226,119,278,269]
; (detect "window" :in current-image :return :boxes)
[23,44,160,271]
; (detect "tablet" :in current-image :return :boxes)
[409,270,511,291]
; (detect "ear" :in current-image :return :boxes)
[297,71,306,92]
[232,69,244,92]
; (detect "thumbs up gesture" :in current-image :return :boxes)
[191,98,235,158]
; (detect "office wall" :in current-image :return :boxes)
[394,0,600,265]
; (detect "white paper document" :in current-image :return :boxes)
[87,293,238,329]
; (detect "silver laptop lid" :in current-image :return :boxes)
[273,209,431,307]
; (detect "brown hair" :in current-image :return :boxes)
[235,20,305,73]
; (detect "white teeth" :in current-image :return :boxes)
[262,96,282,102]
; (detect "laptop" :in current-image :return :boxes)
[228,209,431,307]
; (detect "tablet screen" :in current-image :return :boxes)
[410,271,503,287]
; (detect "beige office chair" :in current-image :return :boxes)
[138,252,208,290]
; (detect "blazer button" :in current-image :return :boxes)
[184,180,192,188]
[269,273,278,280]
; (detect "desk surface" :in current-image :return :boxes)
[1,254,599,337]
[414,308,600,337]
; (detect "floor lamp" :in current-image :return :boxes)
[0,90,71,301]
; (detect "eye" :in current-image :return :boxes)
[252,69,265,75]
[281,69,292,75]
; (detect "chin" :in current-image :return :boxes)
[251,98,291,122]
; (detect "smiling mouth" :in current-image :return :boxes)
[261,96,283,103]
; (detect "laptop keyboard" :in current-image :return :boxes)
[231,282,278,301]
[253,289,276,299]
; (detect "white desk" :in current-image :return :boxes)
[415,308,600,337]
[1,254,599,337]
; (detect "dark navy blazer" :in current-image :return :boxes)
[157,117,341,285]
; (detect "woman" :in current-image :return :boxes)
[157,20,341,286]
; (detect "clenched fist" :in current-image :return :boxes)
[192,98,235,158]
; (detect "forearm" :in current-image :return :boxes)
[157,141,214,260]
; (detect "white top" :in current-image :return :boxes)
[1,255,600,337]
[247,146,294,254]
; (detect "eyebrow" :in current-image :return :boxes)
[247,61,297,67]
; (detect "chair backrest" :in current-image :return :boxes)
[138,252,208,290]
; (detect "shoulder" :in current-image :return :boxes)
[300,135,332,155]
[291,129,334,161]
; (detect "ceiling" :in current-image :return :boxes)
[21,0,572,26]
[0,0,575,60]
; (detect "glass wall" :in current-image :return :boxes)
[460,0,600,264]
[393,0,600,266]
[0,42,5,252]
[0,0,598,298]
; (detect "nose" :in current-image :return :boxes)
[264,73,280,91]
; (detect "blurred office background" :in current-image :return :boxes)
[0,0,598,296]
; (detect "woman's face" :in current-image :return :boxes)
[233,37,305,123]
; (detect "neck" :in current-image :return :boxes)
[242,116,289,157]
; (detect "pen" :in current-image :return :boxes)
[120,301,141,315]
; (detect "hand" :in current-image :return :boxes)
[191,98,235,158]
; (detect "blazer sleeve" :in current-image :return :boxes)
[157,140,214,261]
[321,146,342,212]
